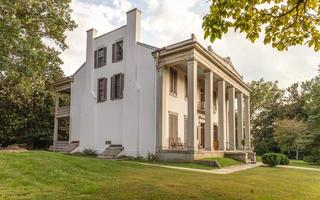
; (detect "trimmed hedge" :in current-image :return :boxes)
[262,153,289,167]
[276,153,290,165]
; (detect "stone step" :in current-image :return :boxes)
[98,145,124,159]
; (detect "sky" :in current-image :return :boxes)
[60,0,319,88]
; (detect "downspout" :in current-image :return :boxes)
[135,43,140,157]
[154,51,159,153]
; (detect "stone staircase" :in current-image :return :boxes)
[54,141,79,153]
[98,145,124,159]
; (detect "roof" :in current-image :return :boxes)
[152,36,250,91]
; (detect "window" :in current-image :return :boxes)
[169,68,177,96]
[94,47,107,68]
[184,75,188,98]
[112,40,123,62]
[213,91,217,113]
[169,113,178,148]
[97,78,107,102]
[111,73,124,100]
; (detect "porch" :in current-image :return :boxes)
[53,77,78,152]
[153,36,254,162]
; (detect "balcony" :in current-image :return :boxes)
[56,106,70,118]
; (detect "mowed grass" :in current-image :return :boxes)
[202,157,242,167]
[0,151,320,200]
[130,157,241,170]
[289,160,320,169]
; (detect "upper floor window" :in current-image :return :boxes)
[97,78,107,102]
[169,68,177,96]
[94,47,107,68]
[111,73,124,100]
[112,40,123,63]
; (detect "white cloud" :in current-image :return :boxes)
[60,0,319,88]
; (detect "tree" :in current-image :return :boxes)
[203,0,320,51]
[0,0,76,148]
[248,79,284,155]
[301,75,320,163]
[273,118,307,160]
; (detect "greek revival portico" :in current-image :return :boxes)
[153,35,253,162]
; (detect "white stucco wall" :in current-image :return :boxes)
[69,9,156,157]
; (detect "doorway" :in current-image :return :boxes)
[200,123,205,148]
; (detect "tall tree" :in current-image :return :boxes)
[273,118,307,159]
[248,79,284,155]
[203,0,320,51]
[0,0,76,148]
[301,75,320,163]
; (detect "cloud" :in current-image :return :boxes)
[60,0,319,88]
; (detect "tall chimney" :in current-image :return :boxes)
[126,8,141,43]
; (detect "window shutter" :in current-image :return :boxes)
[110,76,115,100]
[103,47,107,66]
[103,78,107,100]
[120,73,124,98]
[94,50,98,68]
[112,43,115,63]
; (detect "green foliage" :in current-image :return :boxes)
[301,76,320,164]
[274,118,307,160]
[203,0,320,51]
[262,153,281,167]
[82,148,98,157]
[276,153,290,165]
[248,79,284,155]
[0,0,76,148]
[147,152,157,162]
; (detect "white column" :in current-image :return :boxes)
[218,80,226,151]
[237,92,243,150]
[187,59,198,151]
[156,67,167,151]
[53,92,60,148]
[228,87,236,151]
[244,96,251,150]
[205,71,213,151]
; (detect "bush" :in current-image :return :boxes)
[82,148,97,157]
[276,153,289,165]
[147,152,157,162]
[262,153,281,167]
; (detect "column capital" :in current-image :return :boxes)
[187,57,199,64]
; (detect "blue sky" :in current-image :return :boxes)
[60,0,319,88]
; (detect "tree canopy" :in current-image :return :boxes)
[0,0,76,148]
[203,0,320,51]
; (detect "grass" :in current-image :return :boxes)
[1,151,320,200]
[130,157,241,170]
[289,159,320,169]
[202,157,242,167]
[131,160,214,170]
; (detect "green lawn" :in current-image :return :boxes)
[1,151,320,200]
[202,157,242,167]
[289,160,320,169]
[130,157,241,170]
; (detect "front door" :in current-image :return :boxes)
[213,125,219,150]
[200,123,205,148]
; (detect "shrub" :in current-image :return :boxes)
[82,148,98,157]
[262,153,280,167]
[147,152,157,162]
[276,153,290,165]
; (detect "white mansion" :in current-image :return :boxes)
[53,8,255,162]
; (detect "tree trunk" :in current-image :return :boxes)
[296,146,299,160]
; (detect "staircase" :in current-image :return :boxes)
[54,141,79,153]
[98,145,124,159]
